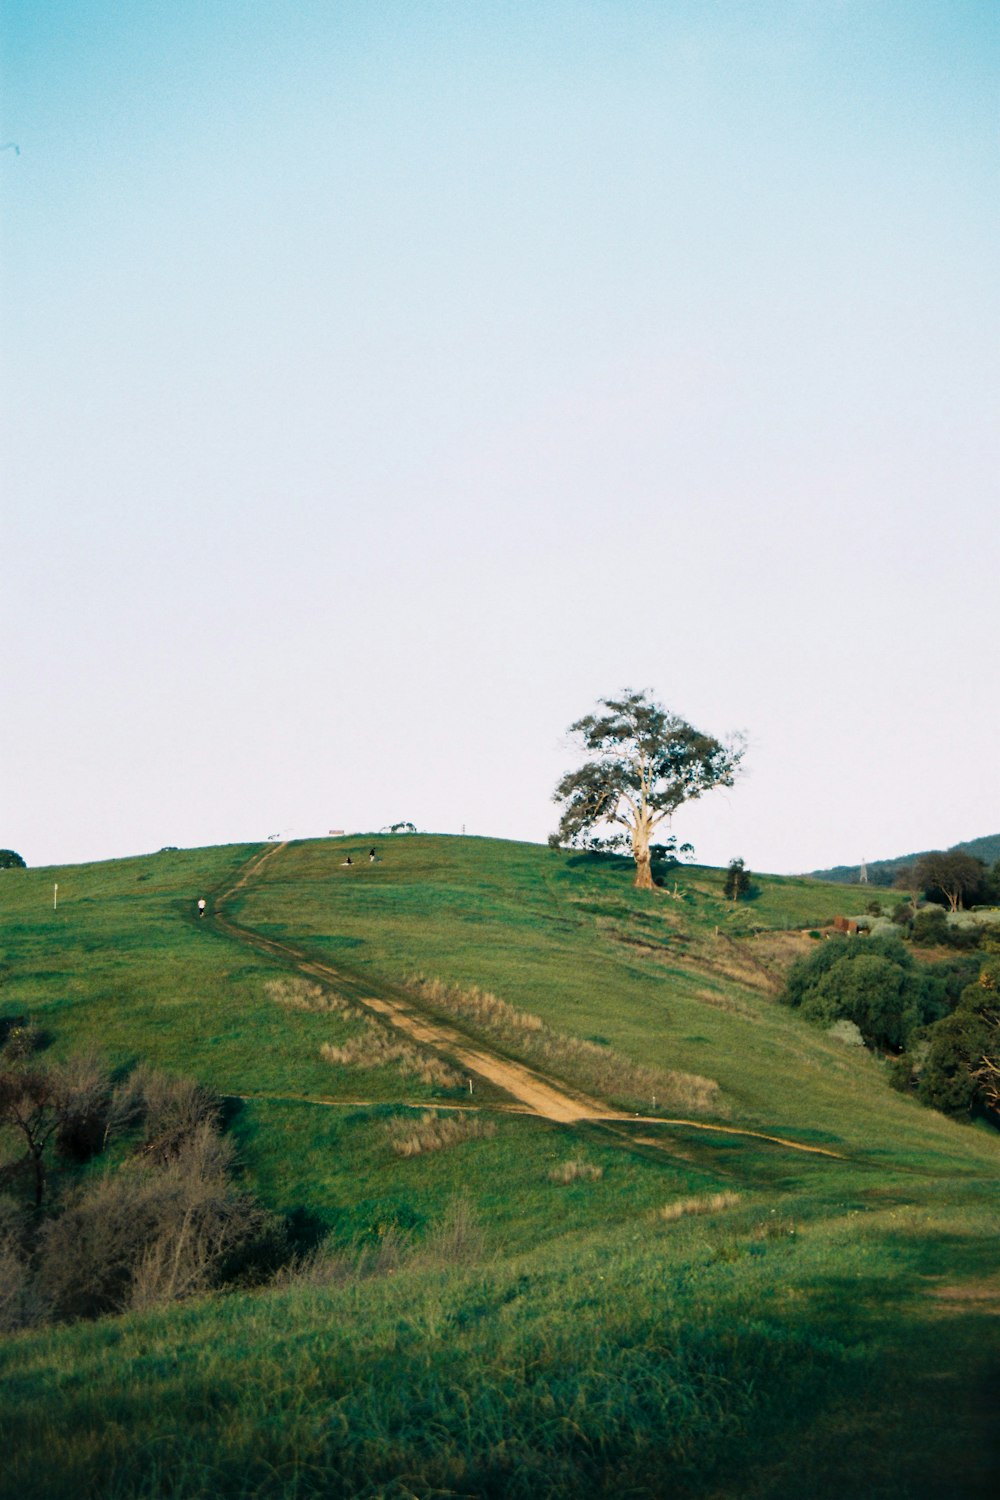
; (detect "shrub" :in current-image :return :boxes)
[723,858,752,901]
[781,935,943,1051]
[918,1010,989,1116]
[912,908,949,947]
[0,1198,43,1333]
[140,1072,222,1162]
[37,1123,282,1319]
[0,1019,43,1061]
[54,1052,111,1163]
[827,1019,865,1047]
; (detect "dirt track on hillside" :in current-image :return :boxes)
[210,844,845,1159]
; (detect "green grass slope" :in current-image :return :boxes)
[1,836,997,1498]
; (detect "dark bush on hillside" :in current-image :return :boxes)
[723,858,752,901]
[140,1072,222,1162]
[54,1053,111,1163]
[38,1125,283,1319]
[0,1197,43,1333]
[0,850,25,870]
[0,1018,45,1061]
[918,960,1000,1117]
[912,907,981,950]
[780,935,950,1052]
[1,1051,286,1331]
[912,908,949,946]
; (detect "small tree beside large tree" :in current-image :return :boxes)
[552,690,744,890]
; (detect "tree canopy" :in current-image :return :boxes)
[552,690,744,889]
[723,858,751,901]
[913,851,987,912]
[0,850,25,870]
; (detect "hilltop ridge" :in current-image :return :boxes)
[809,830,1000,886]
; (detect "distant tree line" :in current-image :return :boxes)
[894,851,1000,913]
[810,834,1000,890]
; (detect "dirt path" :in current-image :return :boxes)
[211,844,846,1159]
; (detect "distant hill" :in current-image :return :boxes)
[809,832,1000,887]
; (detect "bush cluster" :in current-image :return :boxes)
[0,1050,283,1334]
[917,958,1000,1117]
[780,938,998,1123]
[780,935,975,1053]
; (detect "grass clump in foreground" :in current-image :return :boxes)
[409,973,723,1115]
[2,1195,998,1500]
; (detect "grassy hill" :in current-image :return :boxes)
[1,837,998,1498]
[809,831,1000,886]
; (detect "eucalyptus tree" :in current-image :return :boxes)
[552,690,744,890]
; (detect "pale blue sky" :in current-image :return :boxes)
[2,1,998,871]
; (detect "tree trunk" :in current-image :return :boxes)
[632,822,656,890]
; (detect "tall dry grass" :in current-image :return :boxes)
[548,1159,604,1185]
[273,1197,486,1289]
[320,1029,462,1089]
[408,975,723,1116]
[658,1191,741,1223]
[265,978,354,1015]
[384,1110,496,1158]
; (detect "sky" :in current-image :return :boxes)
[2,0,998,874]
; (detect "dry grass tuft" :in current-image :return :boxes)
[384,1111,497,1158]
[265,978,354,1015]
[658,1191,741,1222]
[411,976,544,1032]
[320,1029,462,1089]
[548,1159,604,1185]
[408,974,723,1116]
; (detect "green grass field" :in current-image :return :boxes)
[1,836,997,1497]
